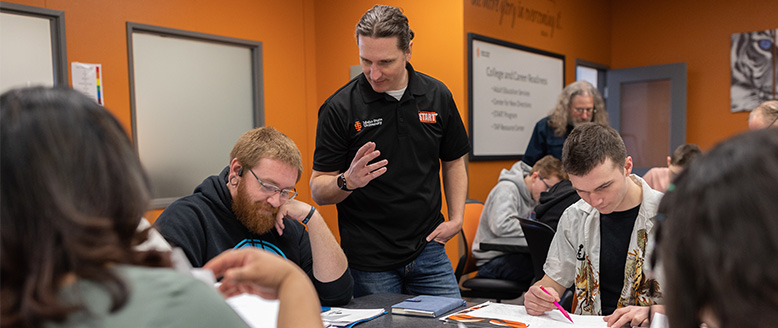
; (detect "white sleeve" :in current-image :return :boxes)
[542,203,581,288]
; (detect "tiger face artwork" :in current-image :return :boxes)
[730,29,777,113]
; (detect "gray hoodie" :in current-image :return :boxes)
[472,161,536,266]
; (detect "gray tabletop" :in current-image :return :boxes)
[340,293,470,328]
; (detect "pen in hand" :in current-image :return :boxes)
[539,285,574,323]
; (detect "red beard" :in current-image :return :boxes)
[232,181,279,235]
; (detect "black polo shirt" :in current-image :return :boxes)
[313,63,470,271]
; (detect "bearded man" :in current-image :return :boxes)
[155,127,353,306]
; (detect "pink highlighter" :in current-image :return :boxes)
[539,285,574,323]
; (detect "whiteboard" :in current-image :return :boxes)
[0,3,67,93]
[128,23,263,208]
[468,34,564,161]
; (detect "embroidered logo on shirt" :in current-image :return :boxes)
[418,111,438,123]
[355,118,383,132]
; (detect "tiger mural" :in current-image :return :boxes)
[730,29,777,112]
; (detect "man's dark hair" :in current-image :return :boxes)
[659,129,778,328]
[669,144,701,167]
[355,5,414,52]
[561,123,626,176]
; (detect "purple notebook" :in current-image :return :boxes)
[391,295,467,318]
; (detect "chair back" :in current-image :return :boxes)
[454,199,532,301]
[518,218,556,282]
[454,199,484,280]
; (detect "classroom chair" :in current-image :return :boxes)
[454,199,528,302]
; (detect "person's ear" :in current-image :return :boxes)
[405,41,413,61]
[624,156,633,176]
[530,171,539,181]
[229,158,243,178]
[666,156,672,167]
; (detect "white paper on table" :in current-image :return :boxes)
[225,293,280,328]
[321,307,385,327]
[441,302,608,328]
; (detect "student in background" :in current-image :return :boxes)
[523,123,663,327]
[659,129,778,328]
[748,100,778,130]
[471,155,566,284]
[0,87,322,328]
[642,144,702,192]
[522,81,609,166]
[533,179,580,232]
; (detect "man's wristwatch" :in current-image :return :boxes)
[337,173,356,191]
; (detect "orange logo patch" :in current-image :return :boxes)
[418,111,438,123]
[354,121,363,132]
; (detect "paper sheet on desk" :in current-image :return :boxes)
[225,293,280,328]
[321,308,385,327]
[442,302,608,328]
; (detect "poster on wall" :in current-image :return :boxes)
[730,28,777,112]
[71,62,104,105]
[468,33,564,161]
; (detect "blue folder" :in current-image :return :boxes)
[390,295,467,318]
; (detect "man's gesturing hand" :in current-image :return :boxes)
[343,141,388,189]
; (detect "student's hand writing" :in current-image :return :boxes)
[523,285,560,316]
[343,141,388,189]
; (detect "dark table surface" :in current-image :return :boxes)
[479,237,530,253]
[340,293,470,328]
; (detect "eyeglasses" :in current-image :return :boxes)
[769,115,778,128]
[248,168,297,201]
[573,107,597,114]
[538,176,552,192]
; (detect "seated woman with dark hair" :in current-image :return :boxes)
[0,87,322,328]
[659,129,778,328]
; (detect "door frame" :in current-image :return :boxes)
[606,62,687,174]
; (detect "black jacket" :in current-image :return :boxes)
[155,167,353,305]
[534,180,580,230]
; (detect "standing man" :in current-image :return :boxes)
[155,127,352,306]
[522,81,609,166]
[523,123,663,328]
[310,5,469,298]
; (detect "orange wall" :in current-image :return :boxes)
[610,0,778,150]
[4,0,322,223]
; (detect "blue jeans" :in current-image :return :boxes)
[350,241,461,298]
